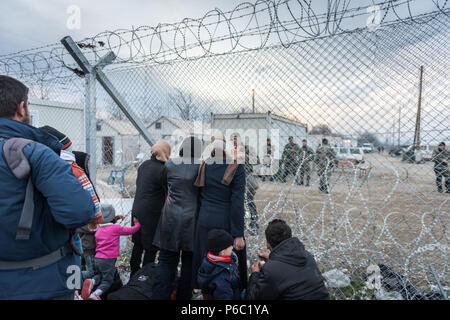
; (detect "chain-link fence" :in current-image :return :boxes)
[1,0,449,300]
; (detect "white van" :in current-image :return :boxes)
[362,143,374,153]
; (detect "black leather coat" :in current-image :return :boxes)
[153,158,200,252]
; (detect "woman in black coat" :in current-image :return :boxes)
[152,136,203,300]
[130,140,171,275]
[192,134,248,291]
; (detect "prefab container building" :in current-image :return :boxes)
[29,98,85,151]
[211,112,308,176]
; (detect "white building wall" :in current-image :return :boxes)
[29,98,85,151]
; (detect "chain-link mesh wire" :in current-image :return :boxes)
[1,0,449,300]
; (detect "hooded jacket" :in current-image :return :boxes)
[197,252,241,300]
[247,237,330,300]
[0,117,95,300]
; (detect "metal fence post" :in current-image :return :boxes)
[60,36,156,148]
[85,71,97,185]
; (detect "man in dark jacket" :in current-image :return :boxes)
[0,75,96,299]
[247,219,329,300]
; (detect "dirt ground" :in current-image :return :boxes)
[249,152,449,291]
[96,152,448,294]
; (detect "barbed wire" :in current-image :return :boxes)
[0,0,449,81]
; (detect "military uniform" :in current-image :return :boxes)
[315,144,337,193]
[282,142,301,182]
[432,148,449,193]
[297,145,315,186]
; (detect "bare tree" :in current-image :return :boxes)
[169,88,198,120]
[357,131,381,147]
[104,95,125,120]
[310,124,332,135]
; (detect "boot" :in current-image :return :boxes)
[298,179,304,186]
[306,178,310,187]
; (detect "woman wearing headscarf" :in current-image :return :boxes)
[152,136,203,300]
[130,140,171,275]
[192,133,248,293]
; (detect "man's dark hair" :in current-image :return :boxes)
[322,138,329,145]
[265,219,292,248]
[0,75,29,118]
[302,139,307,142]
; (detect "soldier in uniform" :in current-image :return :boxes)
[432,142,449,193]
[233,134,260,233]
[281,136,301,183]
[314,138,337,194]
[297,139,315,186]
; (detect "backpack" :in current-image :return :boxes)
[107,263,157,300]
[0,137,74,270]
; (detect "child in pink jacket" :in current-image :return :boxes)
[81,207,140,300]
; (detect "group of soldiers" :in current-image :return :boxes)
[281,136,337,194]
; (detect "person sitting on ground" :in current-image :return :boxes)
[81,208,141,300]
[246,219,330,300]
[197,229,242,300]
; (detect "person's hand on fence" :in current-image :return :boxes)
[258,252,270,262]
[133,217,139,224]
[251,262,261,273]
[233,237,245,250]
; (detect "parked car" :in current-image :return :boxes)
[350,147,365,163]
[335,147,350,160]
[389,146,404,157]
[362,143,374,153]
[419,145,435,161]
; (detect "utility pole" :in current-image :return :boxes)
[251,88,255,113]
[398,106,401,148]
[413,66,424,150]
[392,119,395,149]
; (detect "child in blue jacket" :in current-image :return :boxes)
[197,229,242,300]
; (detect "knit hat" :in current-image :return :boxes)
[207,229,234,254]
[101,203,116,223]
[40,126,72,150]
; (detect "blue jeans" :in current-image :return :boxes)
[152,249,193,300]
[82,254,96,282]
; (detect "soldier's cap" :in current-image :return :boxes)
[439,142,445,147]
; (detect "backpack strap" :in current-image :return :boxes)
[2,138,35,240]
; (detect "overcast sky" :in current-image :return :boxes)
[0,0,247,55]
[0,0,440,55]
